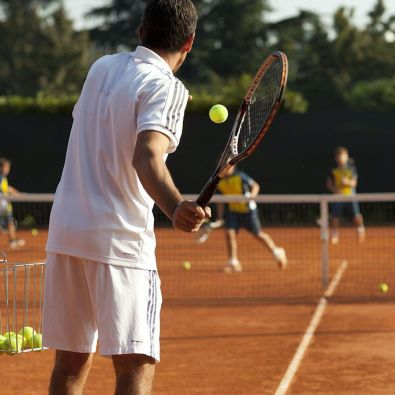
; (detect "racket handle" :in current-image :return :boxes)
[196,178,220,208]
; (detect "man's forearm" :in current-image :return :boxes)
[134,151,182,219]
[133,131,186,220]
[133,131,211,232]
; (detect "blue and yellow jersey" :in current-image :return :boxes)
[217,170,255,213]
[329,159,357,196]
[0,175,12,214]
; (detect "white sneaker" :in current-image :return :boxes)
[273,247,287,269]
[223,259,243,273]
[9,239,25,249]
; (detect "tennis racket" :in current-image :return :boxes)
[196,51,288,208]
[195,219,224,244]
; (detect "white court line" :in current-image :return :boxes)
[273,260,348,395]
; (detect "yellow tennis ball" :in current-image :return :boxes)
[31,333,43,349]
[0,335,6,354]
[31,228,39,236]
[3,334,23,352]
[209,104,228,124]
[183,261,192,270]
[378,283,389,293]
[18,326,36,347]
[2,331,16,339]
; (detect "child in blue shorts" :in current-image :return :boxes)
[216,165,287,273]
[326,147,365,244]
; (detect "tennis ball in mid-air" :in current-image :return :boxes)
[378,283,389,293]
[183,261,192,270]
[31,228,39,236]
[209,104,228,124]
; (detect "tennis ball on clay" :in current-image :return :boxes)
[378,283,389,293]
[209,104,228,124]
[18,326,36,347]
[31,228,39,236]
[183,261,192,270]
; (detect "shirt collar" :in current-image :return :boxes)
[131,46,173,75]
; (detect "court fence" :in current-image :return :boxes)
[1,193,394,303]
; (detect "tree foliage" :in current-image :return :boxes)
[348,78,395,111]
[183,0,271,81]
[2,0,395,112]
[0,0,90,95]
[86,0,146,51]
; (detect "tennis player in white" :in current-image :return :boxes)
[42,1,209,394]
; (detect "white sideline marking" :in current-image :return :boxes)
[273,260,348,395]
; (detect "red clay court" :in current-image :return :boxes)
[0,195,394,394]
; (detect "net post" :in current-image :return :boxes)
[320,198,330,289]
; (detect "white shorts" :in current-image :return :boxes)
[42,253,162,361]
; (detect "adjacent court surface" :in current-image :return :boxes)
[0,224,394,394]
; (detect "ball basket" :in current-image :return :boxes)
[0,252,46,354]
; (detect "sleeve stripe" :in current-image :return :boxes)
[171,86,188,132]
[161,79,176,129]
[165,81,181,133]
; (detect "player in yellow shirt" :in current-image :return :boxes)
[0,157,25,249]
[326,147,365,244]
[216,165,287,273]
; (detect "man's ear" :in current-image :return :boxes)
[182,33,195,53]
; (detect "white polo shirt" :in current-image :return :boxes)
[46,46,189,269]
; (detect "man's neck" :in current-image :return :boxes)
[152,48,182,72]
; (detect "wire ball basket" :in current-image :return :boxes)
[0,252,46,355]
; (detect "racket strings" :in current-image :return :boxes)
[237,58,283,153]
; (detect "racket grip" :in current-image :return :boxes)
[196,178,220,208]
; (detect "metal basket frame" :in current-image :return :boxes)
[0,252,45,354]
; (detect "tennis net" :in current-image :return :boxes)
[1,193,394,303]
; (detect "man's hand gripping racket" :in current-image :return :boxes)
[196,52,288,208]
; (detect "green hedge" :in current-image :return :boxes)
[0,95,79,115]
[188,74,308,113]
[0,83,308,115]
[347,78,395,111]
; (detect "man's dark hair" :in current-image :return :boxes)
[141,0,197,52]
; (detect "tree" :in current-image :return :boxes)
[87,0,146,51]
[38,7,90,95]
[359,0,395,82]
[87,0,271,82]
[0,0,90,95]
[329,1,395,99]
[186,0,271,81]
[268,11,341,108]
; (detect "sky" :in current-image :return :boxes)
[64,0,395,30]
